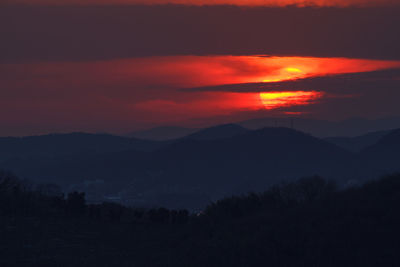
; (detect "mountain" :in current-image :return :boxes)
[125,116,400,141]
[0,127,380,210]
[0,127,359,209]
[127,126,199,141]
[148,127,358,205]
[0,132,164,161]
[325,129,393,152]
[127,124,247,142]
[238,117,400,138]
[184,124,248,140]
[361,128,400,173]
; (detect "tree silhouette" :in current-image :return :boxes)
[67,192,86,216]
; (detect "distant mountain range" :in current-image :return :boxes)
[126,117,400,141]
[238,117,400,138]
[0,132,165,161]
[183,124,248,140]
[362,128,400,173]
[325,129,393,152]
[1,123,400,210]
[128,126,198,141]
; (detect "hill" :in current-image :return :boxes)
[238,117,400,137]
[127,126,198,140]
[0,132,164,161]
[124,117,400,141]
[0,127,362,210]
[148,127,358,207]
[184,124,248,140]
[325,129,393,152]
[3,173,400,267]
[361,128,400,173]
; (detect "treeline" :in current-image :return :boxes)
[2,171,400,266]
[203,174,400,221]
[203,176,337,221]
[193,174,400,267]
[0,171,189,224]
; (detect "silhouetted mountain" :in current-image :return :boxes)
[0,127,362,210]
[184,124,248,140]
[361,128,400,172]
[325,129,393,152]
[0,132,164,161]
[148,127,357,206]
[127,126,199,141]
[125,117,400,142]
[3,126,396,210]
[0,149,149,187]
[238,117,400,137]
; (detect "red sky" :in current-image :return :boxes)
[1,4,400,136]
[2,56,400,136]
[3,0,399,6]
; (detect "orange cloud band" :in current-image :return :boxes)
[1,55,399,134]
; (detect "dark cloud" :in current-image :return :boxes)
[185,68,400,121]
[186,68,400,94]
[1,5,400,63]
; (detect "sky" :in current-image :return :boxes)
[3,0,399,6]
[1,1,400,136]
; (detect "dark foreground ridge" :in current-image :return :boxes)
[2,171,400,267]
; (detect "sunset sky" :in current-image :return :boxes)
[3,0,399,6]
[1,0,400,136]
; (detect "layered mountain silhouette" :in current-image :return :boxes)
[361,129,400,173]
[1,124,399,209]
[125,117,400,141]
[238,117,400,137]
[150,128,356,198]
[325,129,393,152]
[183,124,248,140]
[127,126,198,141]
[0,132,163,161]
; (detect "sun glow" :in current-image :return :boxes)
[6,55,400,125]
[285,67,303,73]
[262,65,306,82]
[259,91,322,110]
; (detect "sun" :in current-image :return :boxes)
[285,67,303,73]
[259,91,322,110]
[262,66,305,82]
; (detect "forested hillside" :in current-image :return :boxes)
[2,171,400,267]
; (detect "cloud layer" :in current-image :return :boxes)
[188,68,400,93]
[1,56,399,135]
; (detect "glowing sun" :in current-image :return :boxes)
[259,91,322,110]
